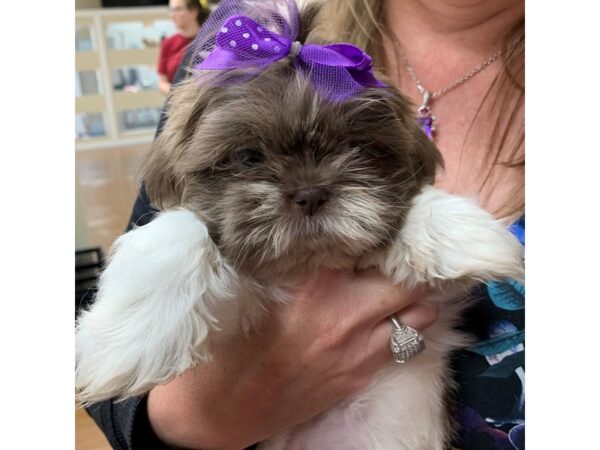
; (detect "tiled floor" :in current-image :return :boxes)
[76,143,150,252]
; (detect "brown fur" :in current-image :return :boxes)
[140,8,442,281]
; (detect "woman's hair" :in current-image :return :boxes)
[318,0,524,219]
[185,0,210,27]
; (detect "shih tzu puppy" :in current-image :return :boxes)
[75,1,524,449]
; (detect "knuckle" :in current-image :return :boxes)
[313,315,354,352]
[424,302,439,324]
[383,285,413,310]
[314,326,344,353]
[301,332,340,364]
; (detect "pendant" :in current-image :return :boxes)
[417,90,436,141]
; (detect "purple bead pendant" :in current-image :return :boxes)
[417,91,436,141]
[417,114,435,140]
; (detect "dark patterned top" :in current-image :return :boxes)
[451,216,525,450]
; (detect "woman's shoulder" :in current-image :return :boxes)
[160,33,186,50]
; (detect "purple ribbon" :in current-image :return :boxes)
[194,14,385,100]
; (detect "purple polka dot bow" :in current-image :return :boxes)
[192,7,385,101]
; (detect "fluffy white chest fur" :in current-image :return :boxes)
[75,185,523,449]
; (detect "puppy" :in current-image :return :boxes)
[75,5,523,449]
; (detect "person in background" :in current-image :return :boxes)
[157,0,208,95]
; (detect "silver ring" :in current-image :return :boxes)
[389,315,425,363]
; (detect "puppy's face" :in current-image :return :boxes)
[143,65,441,279]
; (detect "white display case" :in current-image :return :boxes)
[75,6,175,150]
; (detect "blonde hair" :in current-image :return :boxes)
[318,0,524,219]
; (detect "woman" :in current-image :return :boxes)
[157,0,208,95]
[87,0,524,448]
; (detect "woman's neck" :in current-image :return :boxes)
[382,0,524,219]
[384,0,524,87]
[388,0,523,33]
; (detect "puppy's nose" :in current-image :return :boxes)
[292,188,330,216]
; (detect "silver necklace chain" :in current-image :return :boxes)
[390,33,524,140]
[393,34,524,100]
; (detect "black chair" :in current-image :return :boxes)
[75,247,105,319]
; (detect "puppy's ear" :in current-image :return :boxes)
[385,88,443,186]
[403,110,443,186]
[140,78,213,209]
[352,86,443,189]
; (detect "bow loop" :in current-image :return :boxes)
[296,44,385,100]
[299,44,372,69]
[201,15,292,69]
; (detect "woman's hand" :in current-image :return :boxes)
[147,269,438,450]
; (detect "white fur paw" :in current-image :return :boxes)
[382,186,524,286]
[75,209,238,404]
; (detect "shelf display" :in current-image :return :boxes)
[105,19,174,50]
[76,26,95,52]
[75,7,174,148]
[76,70,103,97]
[118,106,162,133]
[111,65,159,92]
[76,112,108,140]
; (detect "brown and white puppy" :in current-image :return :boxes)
[75,7,523,449]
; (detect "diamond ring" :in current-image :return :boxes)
[389,315,425,363]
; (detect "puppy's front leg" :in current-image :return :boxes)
[76,209,239,404]
[381,185,524,288]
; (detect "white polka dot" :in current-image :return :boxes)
[257,26,263,32]
[220,26,228,33]
[251,43,259,50]
[235,19,242,26]
[264,37,271,42]
[229,40,237,47]
[274,45,280,52]
[243,33,250,39]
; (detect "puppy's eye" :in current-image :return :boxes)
[230,148,265,168]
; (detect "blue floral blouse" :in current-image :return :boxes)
[451,216,525,450]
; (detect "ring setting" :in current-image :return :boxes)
[389,316,425,363]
